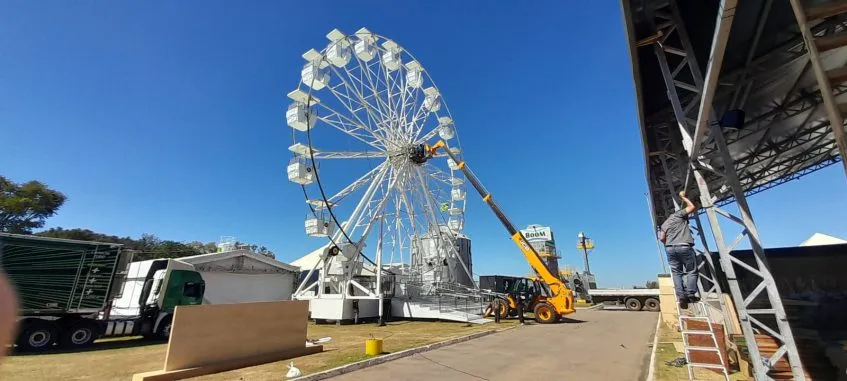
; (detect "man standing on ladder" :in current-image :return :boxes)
[658,191,699,309]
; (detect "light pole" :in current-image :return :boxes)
[576,232,593,275]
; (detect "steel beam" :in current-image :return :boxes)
[688,0,737,162]
[789,0,847,178]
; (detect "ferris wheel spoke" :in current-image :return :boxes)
[322,83,386,140]
[314,105,386,150]
[326,65,398,144]
[322,161,387,206]
[345,59,394,129]
[311,151,388,160]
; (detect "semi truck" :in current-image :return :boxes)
[0,233,205,351]
[587,288,661,311]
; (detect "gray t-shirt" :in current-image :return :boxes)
[661,209,694,246]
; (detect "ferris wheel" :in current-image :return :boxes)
[285,28,470,290]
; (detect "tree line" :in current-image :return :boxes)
[1,176,274,261]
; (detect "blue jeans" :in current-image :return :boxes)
[666,245,698,299]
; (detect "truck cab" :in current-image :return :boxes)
[105,259,204,339]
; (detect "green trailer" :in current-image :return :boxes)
[0,233,205,351]
[0,233,126,315]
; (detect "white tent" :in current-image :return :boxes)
[291,244,377,276]
[799,233,847,247]
[177,249,299,304]
[291,244,329,272]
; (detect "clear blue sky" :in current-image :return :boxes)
[2,1,845,287]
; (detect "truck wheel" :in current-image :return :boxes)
[16,321,56,351]
[625,297,642,311]
[158,319,173,340]
[534,303,558,324]
[644,298,660,312]
[59,321,98,348]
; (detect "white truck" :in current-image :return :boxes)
[587,288,661,311]
[0,233,205,351]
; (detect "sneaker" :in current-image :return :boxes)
[678,298,689,309]
[687,295,700,303]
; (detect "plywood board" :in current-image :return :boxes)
[164,300,309,371]
[133,345,322,381]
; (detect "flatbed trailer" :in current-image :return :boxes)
[587,288,661,311]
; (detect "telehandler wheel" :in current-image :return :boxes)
[534,303,558,324]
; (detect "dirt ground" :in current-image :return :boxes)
[332,309,659,381]
[0,320,515,381]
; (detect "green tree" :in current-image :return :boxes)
[0,176,67,234]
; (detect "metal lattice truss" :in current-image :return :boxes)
[642,3,846,224]
[627,1,819,379]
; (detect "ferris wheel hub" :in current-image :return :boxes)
[407,144,432,165]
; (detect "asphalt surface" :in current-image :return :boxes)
[332,309,658,381]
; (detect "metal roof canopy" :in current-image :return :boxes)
[624,0,845,224]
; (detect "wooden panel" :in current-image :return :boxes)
[164,300,309,371]
[133,345,322,381]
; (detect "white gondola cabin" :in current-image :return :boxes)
[422,87,441,112]
[438,116,455,140]
[448,218,464,231]
[451,188,466,201]
[381,40,401,72]
[447,158,460,170]
[287,158,315,185]
[448,207,463,216]
[305,215,334,237]
[326,29,351,68]
[286,89,320,131]
[286,102,316,131]
[354,28,376,62]
[301,62,329,90]
[405,61,422,88]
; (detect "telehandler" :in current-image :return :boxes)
[423,141,575,323]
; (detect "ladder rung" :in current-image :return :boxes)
[688,362,726,369]
[806,0,847,21]
[816,32,847,52]
[679,315,710,320]
[686,345,720,352]
[682,330,713,335]
[828,66,847,86]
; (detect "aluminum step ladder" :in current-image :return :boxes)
[676,300,729,380]
[789,0,847,177]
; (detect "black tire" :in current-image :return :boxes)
[534,303,558,324]
[59,321,99,348]
[625,297,642,311]
[16,321,57,351]
[644,298,660,312]
[156,317,173,340]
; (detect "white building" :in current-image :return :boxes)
[177,249,299,304]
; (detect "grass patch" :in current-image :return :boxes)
[0,320,516,381]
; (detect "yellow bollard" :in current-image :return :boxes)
[365,338,383,356]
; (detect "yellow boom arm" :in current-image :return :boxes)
[427,141,574,316]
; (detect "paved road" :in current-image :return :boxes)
[333,309,658,381]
